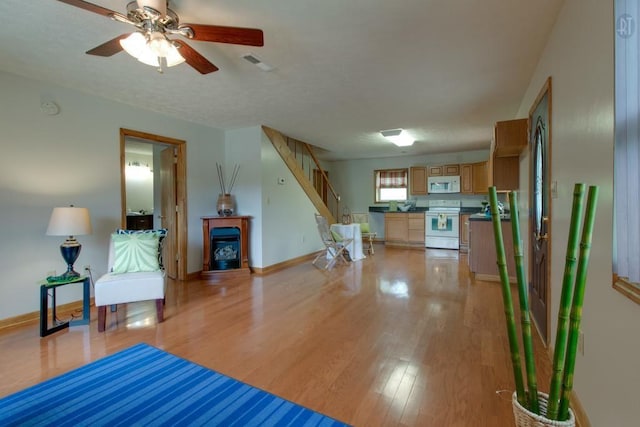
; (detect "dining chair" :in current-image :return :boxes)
[351,212,376,255]
[312,214,353,270]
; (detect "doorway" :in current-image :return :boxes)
[528,78,552,344]
[120,128,188,280]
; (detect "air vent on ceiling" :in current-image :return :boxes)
[242,53,274,72]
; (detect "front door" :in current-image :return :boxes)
[529,78,552,343]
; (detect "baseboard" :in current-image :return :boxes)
[472,273,516,283]
[252,252,319,275]
[0,299,87,331]
[187,252,318,279]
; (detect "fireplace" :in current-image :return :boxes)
[202,216,250,280]
[210,227,240,270]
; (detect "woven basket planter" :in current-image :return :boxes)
[512,392,575,427]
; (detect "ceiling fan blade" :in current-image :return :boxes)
[183,24,264,46]
[173,40,219,74]
[57,0,119,18]
[86,34,129,57]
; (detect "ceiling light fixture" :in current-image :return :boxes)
[120,30,185,71]
[380,129,415,147]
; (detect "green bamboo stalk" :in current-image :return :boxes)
[546,183,586,420]
[557,185,599,421]
[488,187,526,407]
[508,191,539,414]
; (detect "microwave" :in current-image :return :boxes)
[427,175,460,193]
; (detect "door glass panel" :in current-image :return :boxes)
[533,119,544,238]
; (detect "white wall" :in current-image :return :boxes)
[225,126,324,269]
[225,127,264,267]
[259,132,322,267]
[516,1,637,425]
[0,70,224,320]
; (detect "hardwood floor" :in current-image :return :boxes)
[0,245,551,426]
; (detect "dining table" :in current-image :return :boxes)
[329,223,366,261]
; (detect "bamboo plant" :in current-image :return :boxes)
[557,186,599,421]
[508,191,539,414]
[489,183,599,422]
[488,187,526,407]
[546,183,586,420]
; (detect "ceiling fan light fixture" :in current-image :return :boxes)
[165,43,185,67]
[380,129,415,147]
[120,31,147,58]
[137,47,160,67]
[148,32,171,57]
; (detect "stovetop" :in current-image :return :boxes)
[428,200,461,212]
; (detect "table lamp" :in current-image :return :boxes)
[46,206,92,279]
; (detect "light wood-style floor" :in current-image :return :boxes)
[0,245,551,426]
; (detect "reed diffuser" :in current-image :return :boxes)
[216,163,240,216]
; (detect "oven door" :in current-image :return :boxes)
[425,212,459,237]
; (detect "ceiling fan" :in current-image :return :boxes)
[57,0,264,74]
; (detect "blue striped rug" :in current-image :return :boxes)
[0,343,350,426]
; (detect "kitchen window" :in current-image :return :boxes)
[613,0,640,305]
[375,169,408,203]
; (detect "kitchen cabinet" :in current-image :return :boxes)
[459,214,470,253]
[409,166,427,195]
[385,212,424,247]
[472,161,489,193]
[491,157,520,191]
[428,165,443,176]
[460,164,473,193]
[460,161,489,194]
[427,164,460,177]
[468,216,515,282]
[488,118,527,191]
[494,118,528,157]
[444,164,460,176]
[408,213,425,245]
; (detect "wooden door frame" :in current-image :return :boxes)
[120,128,188,281]
[528,77,552,345]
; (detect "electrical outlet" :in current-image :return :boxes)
[83,265,91,271]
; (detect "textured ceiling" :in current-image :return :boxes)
[0,0,564,160]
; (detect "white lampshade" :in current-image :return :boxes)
[165,43,186,67]
[120,32,147,58]
[46,207,92,237]
[137,48,160,67]
[148,32,171,57]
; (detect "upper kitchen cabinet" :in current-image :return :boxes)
[409,166,427,195]
[493,118,528,157]
[488,118,527,191]
[427,164,460,177]
[460,161,489,194]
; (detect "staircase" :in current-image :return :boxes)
[262,126,340,224]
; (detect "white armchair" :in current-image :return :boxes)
[94,230,166,332]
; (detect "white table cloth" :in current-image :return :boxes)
[330,223,366,261]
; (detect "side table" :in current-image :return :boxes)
[39,275,90,337]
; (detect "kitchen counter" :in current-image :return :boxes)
[369,206,482,214]
[469,213,511,221]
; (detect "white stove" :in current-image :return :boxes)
[425,200,461,249]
